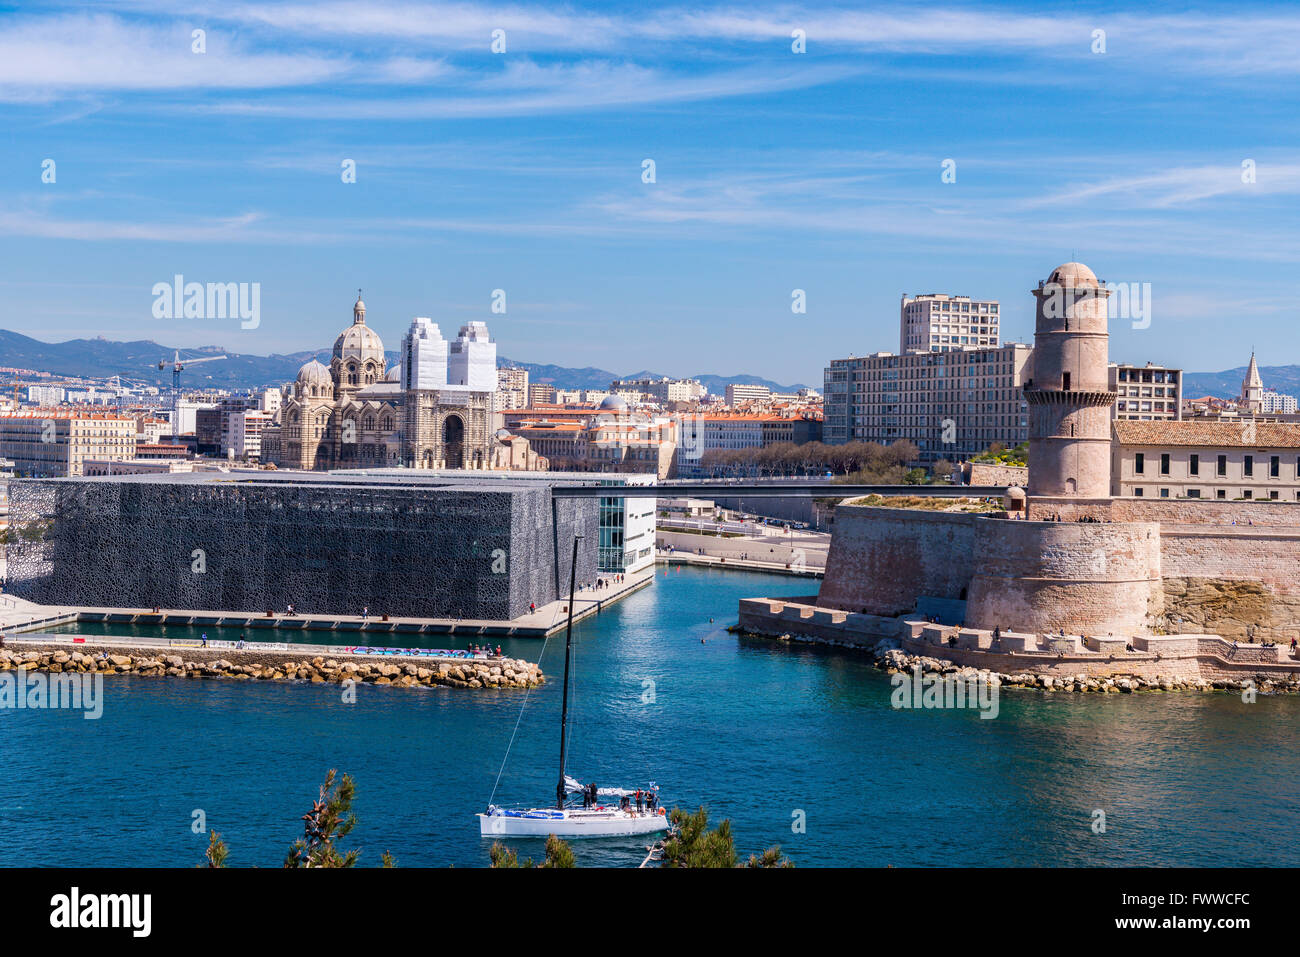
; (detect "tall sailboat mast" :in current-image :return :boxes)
[556,535,581,810]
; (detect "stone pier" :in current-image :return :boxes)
[1,634,544,690]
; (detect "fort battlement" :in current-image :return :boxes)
[738,597,1300,683]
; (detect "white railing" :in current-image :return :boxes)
[658,518,751,535]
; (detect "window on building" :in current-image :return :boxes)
[1134,487,1144,497]
[1244,455,1254,477]
[1135,453,1145,474]
[1160,488,1169,497]
[1217,455,1227,476]
[1189,454,1199,476]
[1270,490,1279,500]
[1216,489,1226,499]
[1244,490,1253,499]
[1160,453,1170,475]
[1270,455,1280,477]
[1188,489,1201,498]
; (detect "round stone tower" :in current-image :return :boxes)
[1025,262,1116,500]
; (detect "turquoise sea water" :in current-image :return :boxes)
[4,565,1299,867]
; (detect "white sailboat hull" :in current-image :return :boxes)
[479,806,669,839]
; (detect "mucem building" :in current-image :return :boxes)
[5,472,598,620]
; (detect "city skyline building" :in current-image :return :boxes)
[899,293,1001,354]
[823,343,1032,464]
[0,409,136,477]
[1109,362,1183,421]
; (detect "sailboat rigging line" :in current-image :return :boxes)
[486,630,554,808]
[556,535,581,810]
[565,613,578,770]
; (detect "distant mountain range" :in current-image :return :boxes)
[0,329,809,394]
[495,356,809,395]
[1182,364,1300,400]
[2,328,1293,399]
[0,329,327,390]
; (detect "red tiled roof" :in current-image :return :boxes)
[1114,420,1300,449]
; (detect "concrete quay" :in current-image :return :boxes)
[656,525,829,574]
[0,566,654,640]
[656,552,823,577]
[738,596,1300,688]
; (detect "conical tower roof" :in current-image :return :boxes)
[1244,352,1263,390]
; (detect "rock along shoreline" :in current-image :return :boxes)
[738,629,1300,696]
[0,643,543,690]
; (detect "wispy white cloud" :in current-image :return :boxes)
[200,60,857,118]
[101,2,1300,75]
[1024,163,1300,209]
[5,3,1300,113]
[7,161,1298,267]
[0,15,346,95]
[0,207,294,243]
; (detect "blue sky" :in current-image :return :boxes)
[1,1,1297,385]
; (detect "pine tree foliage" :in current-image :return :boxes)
[488,834,576,868]
[283,769,362,868]
[201,830,228,868]
[662,807,793,868]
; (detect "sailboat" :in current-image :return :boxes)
[478,535,670,839]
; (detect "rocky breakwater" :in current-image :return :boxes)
[874,646,1300,695]
[0,645,543,690]
[748,629,1300,695]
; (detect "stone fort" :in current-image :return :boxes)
[743,262,1300,678]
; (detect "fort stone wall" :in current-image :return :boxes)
[814,506,976,616]
[1024,498,1300,640]
[965,518,1163,635]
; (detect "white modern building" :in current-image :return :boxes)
[1262,390,1298,414]
[228,409,273,461]
[26,385,66,406]
[725,383,771,406]
[899,293,1001,354]
[611,377,706,405]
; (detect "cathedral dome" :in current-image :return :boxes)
[333,291,386,365]
[296,359,333,398]
[1047,262,1099,288]
[297,358,331,385]
[333,323,386,365]
[332,292,387,392]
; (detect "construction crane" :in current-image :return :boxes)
[159,351,227,437]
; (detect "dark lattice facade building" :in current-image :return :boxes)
[5,473,597,620]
